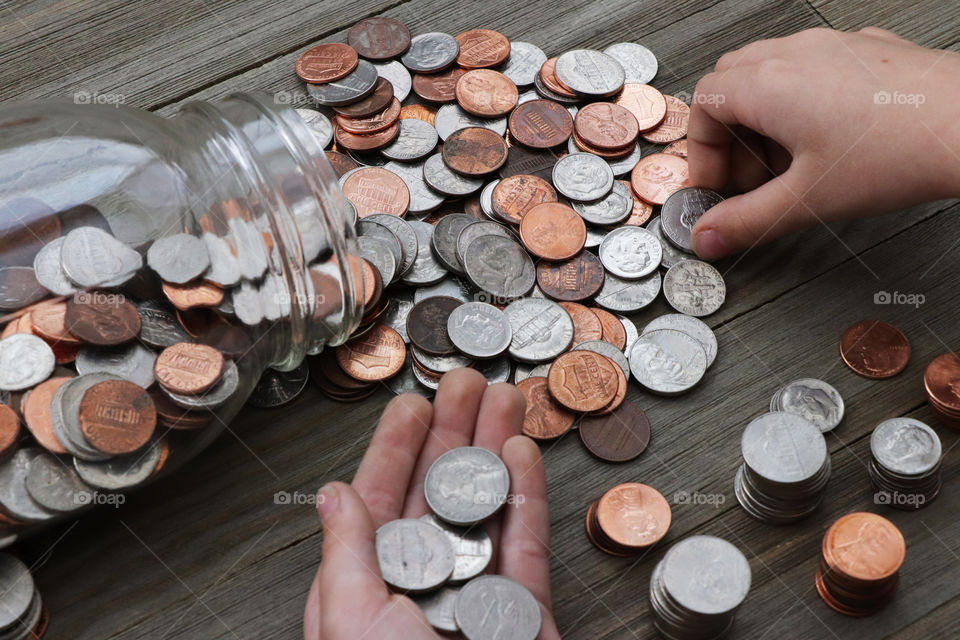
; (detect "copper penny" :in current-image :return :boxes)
[517,376,575,440]
[508,100,574,149]
[539,58,577,98]
[347,17,411,61]
[400,103,437,126]
[925,353,960,413]
[641,94,690,144]
[536,252,605,302]
[336,97,402,135]
[591,307,627,350]
[547,351,620,413]
[295,43,359,84]
[64,294,141,345]
[630,153,690,205]
[614,83,667,132]
[150,388,211,430]
[619,180,653,226]
[442,127,509,176]
[596,483,670,547]
[455,69,518,117]
[362,258,384,309]
[0,404,20,457]
[155,342,225,395]
[823,512,905,581]
[22,376,71,454]
[412,67,467,103]
[333,77,395,118]
[488,177,551,226]
[406,296,462,355]
[162,281,225,310]
[663,139,688,158]
[519,203,585,260]
[580,400,651,462]
[455,29,510,69]
[334,118,401,151]
[335,324,406,381]
[593,365,626,415]
[840,321,910,379]
[78,379,156,455]
[574,102,640,150]
[571,131,634,159]
[341,167,411,218]
[325,151,360,178]
[558,302,603,346]
[30,302,82,345]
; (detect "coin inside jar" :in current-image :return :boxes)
[78,379,156,455]
[335,324,406,381]
[441,127,509,176]
[519,203,585,260]
[64,294,141,346]
[154,342,225,395]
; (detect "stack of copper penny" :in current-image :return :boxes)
[816,512,906,617]
[923,352,960,426]
[585,483,671,555]
[310,323,406,401]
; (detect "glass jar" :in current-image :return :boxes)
[0,92,363,537]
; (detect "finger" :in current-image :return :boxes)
[304,569,322,640]
[858,26,920,46]
[353,393,434,526]
[715,39,786,72]
[403,367,489,517]
[728,128,774,193]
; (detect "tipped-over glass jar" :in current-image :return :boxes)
[0,92,364,538]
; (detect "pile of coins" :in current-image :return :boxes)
[648,536,751,639]
[923,352,960,426]
[0,553,47,639]
[584,482,671,555]
[816,512,905,617]
[375,446,541,638]
[869,417,942,510]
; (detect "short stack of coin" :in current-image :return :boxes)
[816,512,905,616]
[923,352,960,426]
[869,417,942,510]
[735,412,832,524]
[585,483,671,555]
[0,553,47,639]
[648,536,751,640]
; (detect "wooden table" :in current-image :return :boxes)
[6,0,959,637]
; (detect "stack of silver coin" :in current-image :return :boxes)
[0,553,46,639]
[769,378,844,433]
[735,412,832,524]
[374,447,541,639]
[869,417,942,510]
[649,536,751,640]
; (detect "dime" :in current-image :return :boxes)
[348,17,411,60]
[446,302,512,359]
[412,346,473,374]
[504,298,574,364]
[373,60,412,102]
[365,214,419,278]
[572,340,629,378]
[73,440,163,490]
[554,49,625,97]
[491,175,557,225]
[0,334,55,391]
[341,167,410,218]
[357,235,398,285]
[603,141,643,176]
[871,417,940,476]
[472,356,511,384]
[594,271,660,313]
[642,94,690,144]
[613,83,666,132]
[558,302,603,345]
[60,226,142,288]
[0,553,36,628]
[455,69,518,118]
[455,575,542,640]
[603,42,658,84]
[597,483,670,548]
[76,342,157,389]
[336,324,406,380]
[413,66,466,102]
[412,585,460,633]
[536,251,605,302]
[647,216,689,270]
[295,43,359,83]
[25,452,90,513]
[307,59,379,107]
[661,187,724,253]
[380,118,439,162]
[402,220,447,286]
[552,153,614,202]
[423,153,485,196]
[501,41,547,87]
[662,260,726,316]
[599,227,661,279]
[455,29,511,69]
[78,379,156,454]
[434,103,507,141]
[514,362,552,384]
[508,100,573,149]
[401,32,459,73]
[415,276,475,304]
[407,295,462,355]
[384,160,445,214]
[629,328,706,395]
[631,153,690,205]
[161,358,239,410]
[516,376,575,439]
[334,77,396,118]
[840,321,910,379]
[574,102,639,150]
[32,237,78,296]
[425,446,510,525]
[147,233,210,284]
[202,232,242,286]
[771,378,844,433]
[0,449,56,522]
[580,401,650,462]
[463,235,535,301]
[376,518,456,592]
[642,313,717,368]
[547,350,620,412]
[519,203,585,260]
[420,513,493,582]
[442,127,509,176]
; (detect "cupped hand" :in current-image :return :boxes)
[303,368,562,640]
[688,27,960,260]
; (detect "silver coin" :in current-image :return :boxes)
[642,314,717,368]
[414,276,475,304]
[307,59,378,106]
[659,535,751,616]
[381,118,438,162]
[504,298,574,363]
[0,449,57,523]
[259,273,289,321]
[373,60,412,102]
[75,342,157,389]
[434,104,507,141]
[456,221,514,266]
[462,235,535,301]
[228,218,269,280]
[513,362,551,383]
[479,179,500,220]
[202,233,242,286]
[572,340,629,377]
[376,517,456,592]
[629,328,706,395]
[365,214,419,276]
[500,41,547,87]
[619,315,639,351]
[386,356,433,396]
[420,513,493,582]
[594,271,660,313]
[871,418,941,475]
[425,446,510,525]
[517,89,539,104]
[432,214,477,274]
[0,266,46,312]
[411,358,442,390]
[294,108,334,149]
[52,374,117,461]
[774,378,844,433]
[533,71,581,105]
[647,216,689,269]
[358,220,404,272]
[33,237,78,296]
[412,585,460,633]
[583,226,607,249]
[347,148,390,168]
[599,226,662,279]
[606,142,643,176]
[163,360,238,410]
[423,154,485,196]
[246,361,310,408]
[60,226,142,288]
[382,296,414,343]
[356,235,398,285]
[552,152,614,201]
[572,180,633,225]
[0,334,55,392]
[455,575,542,640]
[401,32,459,73]
[0,553,35,629]
[412,346,474,374]
[661,187,724,253]
[232,281,265,326]
[447,302,512,359]
[402,220,448,286]
[383,160,445,214]
[554,49,625,97]
[73,440,163,491]
[472,356,511,384]
[602,42,658,84]
[741,412,827,483]
[25,451,91,513]
[663,260,726,317]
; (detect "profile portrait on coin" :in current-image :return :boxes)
[881,424,936,466]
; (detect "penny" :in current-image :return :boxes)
[824,512,905,581]
[446,302,512,359]
[925,352,960,415]
[630,153,690,205]
[508,99,573,149]
[574,102,639,150]
[501,42,547,87]
[307,59,379,107]
[603,42,658,84]
[400,102,437,125]
[642,314,718,368]
[840,321,910,379]
[558,302,603,345]
[376,518,456,592]
[155,342,224,395]
[333,77,395,118]
[325,150,360,178]
[384,160,446,214]
[423,153,485,196]
[619,180,654,225]
[455,69,519,118]
[664,139,688,157]
[380,118,439,161]
[64,294,141,345]
[570,130,634,159]
[407,296,462,356]
[76,342,157,389]
[341,167,410,218]
[573,341,628,380]
[588,308,626,351]
[463,235,535,301]
[455,575,542,640]
[552,152,614,201]
[594,271,661,313]
[295,43,359,83]
[334,117,400,150]
[661,187,724,253]
[348,17,411,60]
[554,49,625,97]
[335,323,406,381]
[580,401,650,462]
[412,66,466,102]
[538,57,578,99]
[21,377,70,454]
[599,226,661,279]
[596,483,670,549]
[442,127,509,176]
[519,203,585,260]
[548,351,620,412]
[504,298,574,363]
[434,103,507,141]
[455,29,510,69]
[614,83,667,131]
[629,329,707,395]
[516,376,575,440]
[535,251,605,302]
[29,302,81,346]
[401,32,459,73]
[78,379,156,455]
[0,404,19,457]
[425,446,510,525]
[641,94,690,144]
[164,358,238,410]
[162,280,225,310]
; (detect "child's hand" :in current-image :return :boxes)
[688,27,960,260]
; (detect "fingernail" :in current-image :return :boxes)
[317,483,339,521]
[692,229,728,260]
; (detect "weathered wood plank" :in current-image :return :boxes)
[811,0,960,49]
